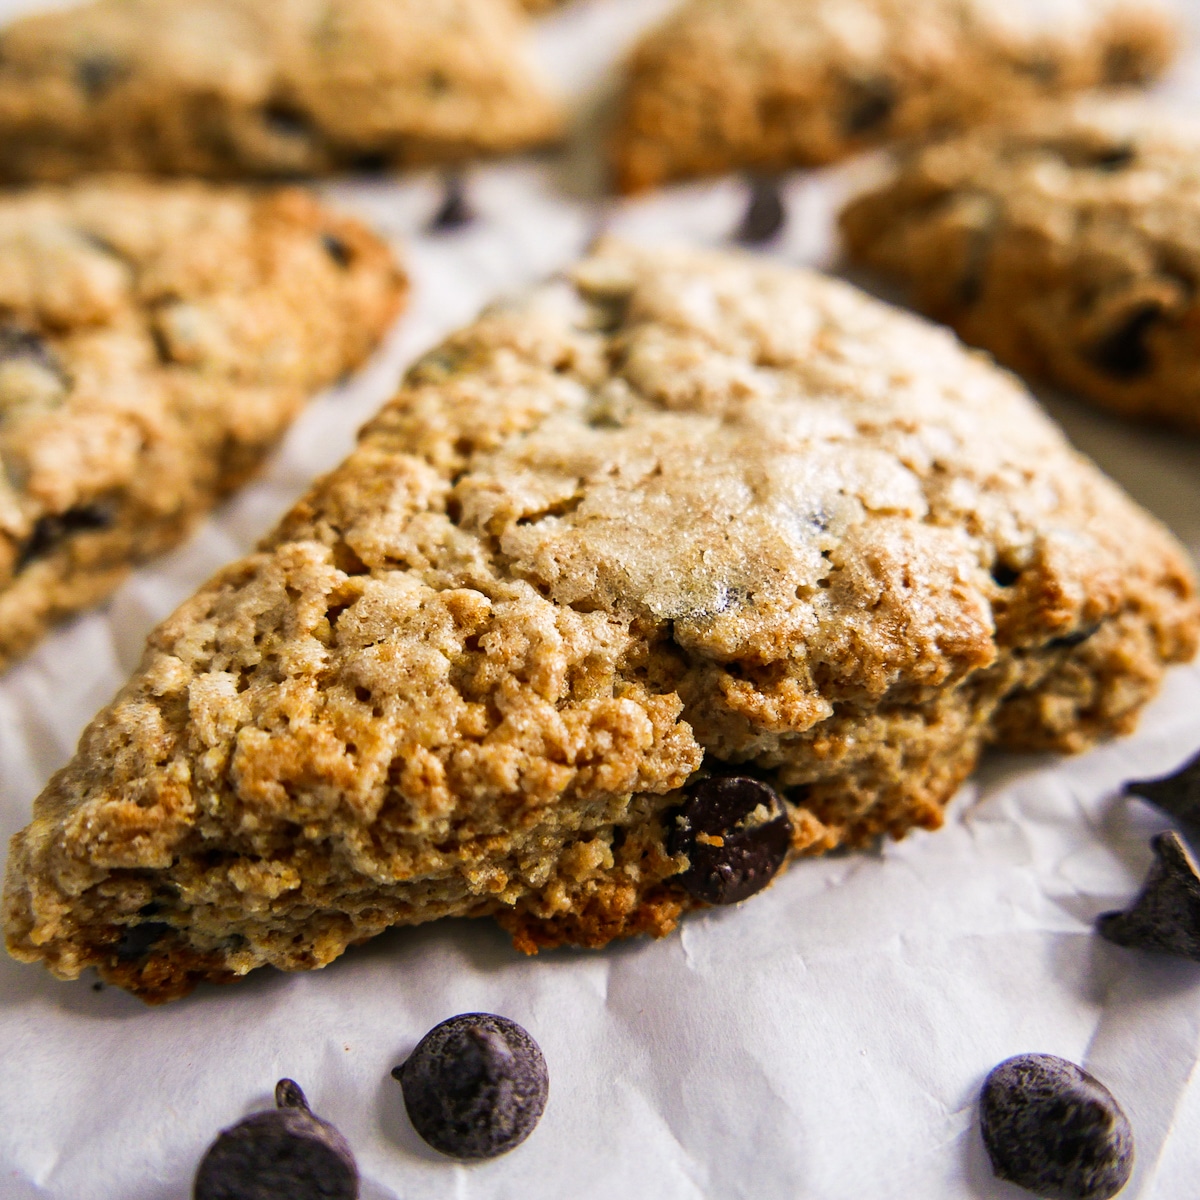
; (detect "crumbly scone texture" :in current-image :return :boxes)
[0,0,562,182]
[5,241,1196,1002]
[610,0,1176,193]
[0,178,406,671]
[840,95,1200,432]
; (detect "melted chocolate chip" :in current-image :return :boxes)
[668,775,791,905]
[322,233,352,268]
[428,174,474,232]
[1089,145,1136,171]
[991,561,1021,588]
[350,151,389,175]
[1090,304,1160,380]
[980,1054,1134,1200]
[734,175,786,245]
[1125,749,1200,840]
[115,921,171,961]
[1047,624,1102,650]
[194,1079,358,1200]
[843,77,896,136]
[1098,830,1200,962]
[16,503,116,573]
[262,102,312,140]
[393,1013,548,1160]
[76,55,126,99]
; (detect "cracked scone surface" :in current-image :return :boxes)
[0,178,406,670]
[5,241,1196,1002]
[610,0,1176,193]
[0,0,561,182]
[841,95,1200,432]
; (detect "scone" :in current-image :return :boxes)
[0,0,562,182]
[610,0,1176,193]
[0,178,406,670]
[5,241,1196,1002]
[840,95,1200,432]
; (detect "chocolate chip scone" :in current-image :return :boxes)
[5,241,1196,1003]
[0,0,561,182]
[0,178,405,671]
[840,95,1200,433]
[610,0,1176,193]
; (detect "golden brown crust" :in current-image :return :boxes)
[840,95,1200,432]
[4,241,1196,1002]
[0,0,562,182]
[0,178,406,670]
[610,0,1176,193]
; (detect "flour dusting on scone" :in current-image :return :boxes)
[0,0,562,181]
[841,94,1200,432]
[0,178,406,670]
[4,241,1196,1001]
[610,0,1176,193]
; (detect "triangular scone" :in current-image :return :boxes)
[841,96,1200,432]
[5,242,1197,1002]
[610,0,1176,193]
[0,178,406,670]
[0,0,561,182]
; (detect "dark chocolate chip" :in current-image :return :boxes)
[843,77,896,136]
[1090,304,1160,380]
[1089,145,1136,172]
[262,102,312,140]
[350,151,389,175]
[1047,624,1102,650]
[991,561,1021,588]
[0,324,65,379]
[322,233,352,268]
[392,1013,548,1160]
[76,55,126,99]
[1125,749,1200,841]
[734,174,786,245]
[16,502,116,572]
[1097,830,1200,962]
[194,1079,358,1200]
[980,1053,1134,1200]
[668,775,791,905]
[428,174,474,233]
[115,921,172,961]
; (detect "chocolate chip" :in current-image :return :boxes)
[668,775,791,905]
[0,324,65,380]
[428,174,474,233]
[194,1079,358,1200]
[350,151,389,175]
[843,77,896,135]
[1124,750,1200,840]
[392,1013,548,1160]
[1089,146,1136,172]
[15,502,115,572]
[991,561,1021,588]
[1097,830,1200,962]
[1090,304,1160,380]
[115,921,171,961]
[1047,624,1102,650]
[734,175,786,245]
[322,233,352,268]
[76,55,126,99]
[262,102,311,140]
[980,1054,1134,1200]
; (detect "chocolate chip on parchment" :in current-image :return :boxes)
[1097,830,1200,963]
[668,775,791,905]
[980,1053,1134,1200]
[1124,749,1200,841]
[392,1013,548,1160]
[428,173,474,232]
[734,174,786,245]
[194,1079,358,1200]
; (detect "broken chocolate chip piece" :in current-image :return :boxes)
[1124,749,1200,840]
[15,503,115,573]
[194,1079,358,1200]
[115,920,171,961]
[428,173,474,232]
[1097,830,1200,962]
[669,775,791,905]
[734,174,786,245]
[393,1013,548,1160]
[980,1053,1134,1200]
[1089,304,1160,380]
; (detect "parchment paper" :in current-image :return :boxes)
[2,1,1200,1196]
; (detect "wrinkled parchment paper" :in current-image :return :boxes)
[3,1,1200,1196]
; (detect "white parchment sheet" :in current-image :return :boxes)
[3,1,1200,1196]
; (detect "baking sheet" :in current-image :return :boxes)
[3,1,1200,1196]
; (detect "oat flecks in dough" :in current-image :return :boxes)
[0,0,562,182]
[610,0,1176,193]
[841,94,1200,432]
[0,178,406,670]
[4,241,1196,1002]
